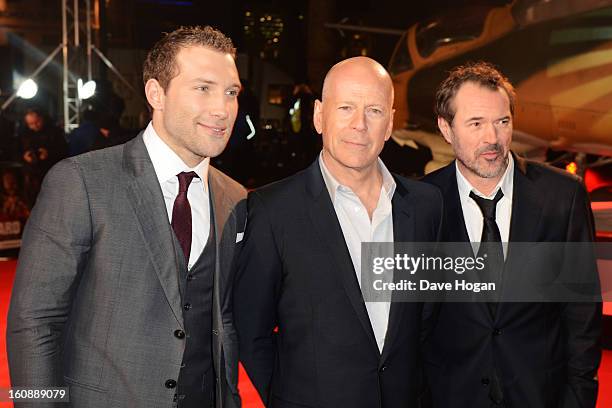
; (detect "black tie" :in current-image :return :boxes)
[470,189,504,269]
[470,189,505,406]
[470,190,505,309]
[172,171,199,265]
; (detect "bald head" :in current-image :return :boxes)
[321,56,394,105]
[313,56,396,178]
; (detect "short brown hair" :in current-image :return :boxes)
[435,61,515,124]
[142,25,236,91]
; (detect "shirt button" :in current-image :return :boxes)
[493,328,502,336]
[165,379,177,389]
[183,303,192,311]
[174,329,185,339]
[188,264,193,270]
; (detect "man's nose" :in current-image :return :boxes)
[350,109,367,131]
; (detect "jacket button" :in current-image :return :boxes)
[174,329,185,339]
[187,274,194,281]
[493,328,502,336]
[481,377,490,386]
[165,379,177,389]
[380,365,387,372]
[183,303,192,311]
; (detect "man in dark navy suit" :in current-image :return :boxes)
[235,56,443,408]
[422,62,601,408]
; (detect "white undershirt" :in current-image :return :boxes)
[143,122,210,269]
[319,152,396,353]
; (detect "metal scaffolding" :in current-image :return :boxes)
[62,0,85,133]
[1,0,137,134]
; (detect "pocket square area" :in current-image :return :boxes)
[236,232,244,243]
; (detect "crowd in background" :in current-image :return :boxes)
[0,82,433,226]
[0,107,134,211]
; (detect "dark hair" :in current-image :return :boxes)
[435,61,515,124]
[142,25,236,91]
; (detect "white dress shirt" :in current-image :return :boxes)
[143,122,210,269]
[319,153,396,353]
[456,154,514,258]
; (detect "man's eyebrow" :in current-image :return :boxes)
[192,78,241,90]
[192,78,216,85]
[464,116,484,123]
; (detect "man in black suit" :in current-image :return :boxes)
[422,62,601,407]
[234,56,443,407]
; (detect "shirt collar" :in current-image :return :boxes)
[142,121,210,186]
[318,151,396,203]
[456,153,514,200]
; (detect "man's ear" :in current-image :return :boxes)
[384,108,395,141]
[145,79,165,111]
[438,116,453,144]
[313,99,323,134]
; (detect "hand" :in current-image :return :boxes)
[38,148,49,161]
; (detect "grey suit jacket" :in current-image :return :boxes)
[7,133,247,408]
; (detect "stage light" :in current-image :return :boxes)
[78,79,96,100]
[16,79,38,99]
[246,114,256,140]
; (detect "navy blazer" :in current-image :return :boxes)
[235,159,443,408]
[422,155,601,408]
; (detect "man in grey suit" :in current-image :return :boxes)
[7,26,246,408]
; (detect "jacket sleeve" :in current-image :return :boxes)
[560,180,601,408]
[233,191,282,405]
[6,159,91,393]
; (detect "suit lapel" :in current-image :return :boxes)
[209,168,237,325]
[380,179,414,364]
[440,165,470,243]
[436,163,492,321]
[305,161,379,354]
[508,155,543,243]
[498,155,544,316]
[124,134,184,328]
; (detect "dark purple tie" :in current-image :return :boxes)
[171,171,199,264]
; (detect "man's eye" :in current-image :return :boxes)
[470,122,481,128]
[196,86,209,92]
[226,89,239,97]
[369,108,382,115]
[498,118,510,126]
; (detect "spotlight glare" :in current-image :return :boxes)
[78,79,96,100]
[17,79,38,99]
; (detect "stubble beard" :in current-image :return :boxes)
[457,143,509,179]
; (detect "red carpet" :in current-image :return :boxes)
[0,260,610,407]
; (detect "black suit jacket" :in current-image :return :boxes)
[234,159,443,408]
[422,156,601,408]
